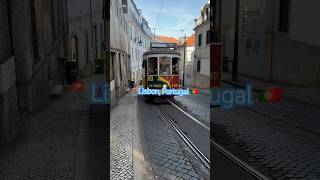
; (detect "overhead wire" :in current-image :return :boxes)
[155,0,164,34]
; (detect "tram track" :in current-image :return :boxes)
[163,100,210,170]
[210,140,269,180]
[222,82,320,137]
[167,100,269,180]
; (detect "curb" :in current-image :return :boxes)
[222,80,262,92]
[133,95,155,180]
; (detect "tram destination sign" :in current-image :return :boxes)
[150,42,177,49]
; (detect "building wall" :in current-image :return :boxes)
[127,0,152,84]
[0,0,69,143]
[110,0,130,106]
[177,46,194,87]
[194,19,210,88]
[222,0,320,86]
[0,1,17,143]
[43,0,69,94]
[268,0,320,86]
[271,33,320,85]
[68,0,105,77]
[288,0,320,47]
[222,0,267,80]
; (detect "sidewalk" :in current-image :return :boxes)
[0,75,107,179]
[222,73,320,106]
[110,92,153,180]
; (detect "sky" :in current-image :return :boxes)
[133,0,208,39]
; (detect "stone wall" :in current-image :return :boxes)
[0,0,69,143]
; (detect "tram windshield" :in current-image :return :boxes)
[159,57,171,75]
[148,57,158,75]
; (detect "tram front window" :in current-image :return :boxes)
[148,57,158,75]
[159,57,171,75]
[172,57,179,75]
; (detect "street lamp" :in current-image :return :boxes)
[135,36,143,46]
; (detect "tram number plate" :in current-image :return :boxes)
[148,76,153,81]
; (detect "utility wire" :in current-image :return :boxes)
[155,0,164,31]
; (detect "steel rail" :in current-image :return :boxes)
[160,112,211,170]
[168,100,269,179]
[211,140,270,180]
[168,100,210,131]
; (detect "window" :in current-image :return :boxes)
[159,57,171,75]
[119,53,122,81]
[93,25,97,58]
[71,36,78,63]
[197,60,201,72]
[111,53,115,80]
[51,0,56,40]
[0,0,13,63]
[116,0,119,17]
[100,25,103,57]
[58,0,62,35]
[279,0,290,32]
[206,30,210,44]
[148,57,158,75]
[85,32,89,62]
[172,58,179,75]
[7,0,13,56]
[198,34,202,47]
[205,8,209,21]
[30,0,40,63]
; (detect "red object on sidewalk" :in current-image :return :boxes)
[72,80,85,92]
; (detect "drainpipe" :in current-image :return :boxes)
[232,0,240,81]
[269,0,276,82]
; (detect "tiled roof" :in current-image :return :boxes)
[155,35,179,44]
[178,33,195,47]
[185,33,195,47]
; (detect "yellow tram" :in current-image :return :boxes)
[142,43,181,100]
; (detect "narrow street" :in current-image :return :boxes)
[0,75,109,179]
[1,0,319,179]
[110,91,210,180]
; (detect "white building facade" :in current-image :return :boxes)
[68,0,105,77]
[127,0,153,84]
[109,0,130,106]
[177,34,195,87]
[194,1,210,88]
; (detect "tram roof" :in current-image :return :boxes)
[143,48,181,56]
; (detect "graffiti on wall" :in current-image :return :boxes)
[244,31,261,56]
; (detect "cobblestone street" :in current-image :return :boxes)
[139,98,202,180]
[110,91,208,179]
[0,79,90,179]
[212,84,320,179]
[173,93,210,126]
